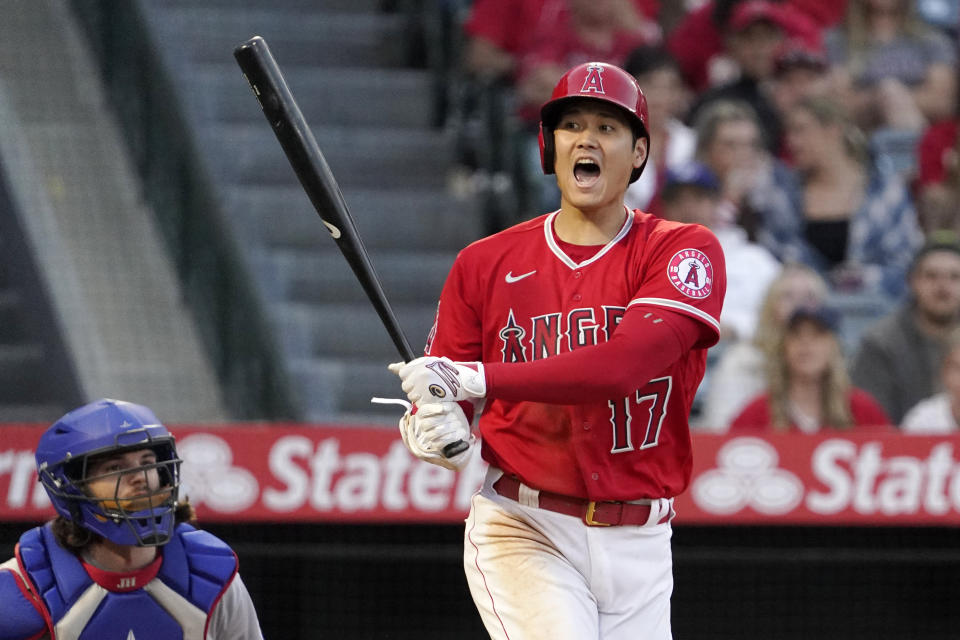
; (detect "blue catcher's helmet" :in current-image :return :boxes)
[36,399,182,547]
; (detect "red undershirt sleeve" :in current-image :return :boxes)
[483,306,706,404]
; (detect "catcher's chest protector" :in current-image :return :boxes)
[15,522,237,640]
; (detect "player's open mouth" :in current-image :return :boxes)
[574,159,601,188]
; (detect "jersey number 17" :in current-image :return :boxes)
[607,376,672,453]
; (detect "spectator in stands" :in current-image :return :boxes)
[685,1,793,153]
[461,0,565,83]
[788,0,849,29]
[463,0,661,82]
[623,45,696,214]
[851,239,960,424]
[769,38,831,156]
[667,0,743,92]
[901,326,960,432]
[756,96,923,299]
[730,304,892,432]
[454,0,566,203]
[659,162,780,342]
[660,160,780,425]
[915,101,960,233]
[692,99,782,241]
[516,0,659,115]
[697,263,829,432]
[667,0,821,94]
[515,0,659,213]
[824,0,957,133]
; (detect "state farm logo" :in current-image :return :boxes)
[178,434,259,512]
[691,438,960,518]
[692,437,804,515]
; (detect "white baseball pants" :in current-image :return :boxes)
[463,468,674,640]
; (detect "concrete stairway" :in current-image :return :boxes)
[0,0,226,422]
[0,230,72,422]
[139,0,484,422]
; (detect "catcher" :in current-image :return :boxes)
[0,398,263,639]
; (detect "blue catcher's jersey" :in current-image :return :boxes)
[0,522,238,640]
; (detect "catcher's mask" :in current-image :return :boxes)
[538,61,650,184]
[36,398,182,547]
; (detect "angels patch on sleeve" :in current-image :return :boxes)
[667,249,714,299]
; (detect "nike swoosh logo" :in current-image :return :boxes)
[322,219,342,239]
[505,270,536,283]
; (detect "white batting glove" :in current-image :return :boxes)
[398,402,475,471]
[388,357,486,406]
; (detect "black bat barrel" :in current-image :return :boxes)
[234,36,468,458]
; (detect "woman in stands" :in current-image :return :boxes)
[824,0,956,133]
[697,263,828,432]
[755,96,923,299]
[730,304,892,432]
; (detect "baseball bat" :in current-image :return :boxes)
[233,35,468,458]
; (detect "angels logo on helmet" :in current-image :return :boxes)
[579,65,606,94]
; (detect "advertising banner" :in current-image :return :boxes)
[2,425,959,525]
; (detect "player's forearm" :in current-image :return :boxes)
[484,311,699,404]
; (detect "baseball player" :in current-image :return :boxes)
[0,399,263,640]
[391,61,727,639]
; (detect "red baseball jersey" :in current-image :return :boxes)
[426,209,726,501]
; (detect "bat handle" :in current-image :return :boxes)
[372,389,469,459]
[442,440,470,458]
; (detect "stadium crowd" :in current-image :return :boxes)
[450,0,960,433]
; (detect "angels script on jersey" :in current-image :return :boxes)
[498,306,625,362]
[497,305,672,453]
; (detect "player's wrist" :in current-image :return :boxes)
[455,361,486,398]
[390,357,487,404]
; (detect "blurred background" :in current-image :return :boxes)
[1,0,959,637]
